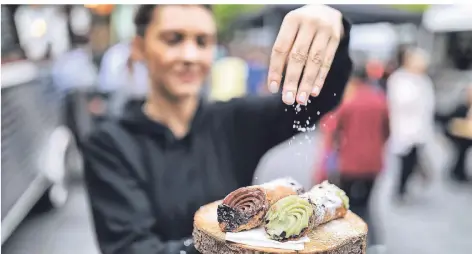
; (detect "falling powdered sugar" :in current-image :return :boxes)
[292,120,316,133]
[287,102,318,150]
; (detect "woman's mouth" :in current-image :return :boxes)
[176,71,200,83]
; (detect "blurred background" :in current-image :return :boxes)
[1,4,471,254]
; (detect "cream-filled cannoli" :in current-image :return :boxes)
[264,181,349,241]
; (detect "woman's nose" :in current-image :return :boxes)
[180,42,199,63]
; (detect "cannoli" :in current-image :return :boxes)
[217,178,304,233]
[264,181,349,242]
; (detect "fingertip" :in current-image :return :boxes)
[311,86,321,97]
[269,81,279,94]
[283,91,296,105]
[297,92,308,105]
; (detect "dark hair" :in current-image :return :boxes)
[134,5,213,37]
[351,65,368,81]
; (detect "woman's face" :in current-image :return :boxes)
[135,5,216,100]
[405,51,428,74]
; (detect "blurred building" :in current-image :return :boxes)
[421,5,472,115]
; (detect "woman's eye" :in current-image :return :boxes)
[163,33,183,46]
[196,36,208,48]
[197,35,216,48]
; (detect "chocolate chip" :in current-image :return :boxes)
[217,204,249,232]
[280,231,286,238]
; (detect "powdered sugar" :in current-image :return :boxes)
[287,100,317,149]
[301,181,346,227]
[308,218,362,248]
[260,177,304,194]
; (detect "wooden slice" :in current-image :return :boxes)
[193,201,368,254]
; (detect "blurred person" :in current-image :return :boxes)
[84,4,352,254]
[328,67,390,247]
[365,58,385,92]
[313,110,340,184]
[51,33,97,94]
[387,47,436,200]
[313,79,357,184]
[378,59,398,93]
[443,85,472,182]
[50,10,99,149]
[50,6,96,92]
[98,41,149,117]
[246,47,269,95]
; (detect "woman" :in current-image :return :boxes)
[84,4,352,254]
[387,47,435,200]
[98,41,149,117]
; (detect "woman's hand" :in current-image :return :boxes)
[267,5,344,105]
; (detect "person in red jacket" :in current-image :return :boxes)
[313,110,340,183]
[330,66,390,247]
[336,74,390,180]
[313,80,356,183]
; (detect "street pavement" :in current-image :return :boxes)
[2,131,471,254]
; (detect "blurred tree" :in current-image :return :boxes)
[392,4,429,12]
[213,5,263,32]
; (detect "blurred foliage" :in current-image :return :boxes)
[212,4,429,32]
[392,4,430,12]
[213,5,263,31]
[212,4,429,42]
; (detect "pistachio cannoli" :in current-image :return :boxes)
[264,181,349,242]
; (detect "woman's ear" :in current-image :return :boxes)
[131,36,145,62]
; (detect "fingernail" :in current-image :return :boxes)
[298,92,307,105]
[269,81,278,93]
[312,86,320,96]
[283,91,295,104]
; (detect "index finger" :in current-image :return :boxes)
[267,13,300,94]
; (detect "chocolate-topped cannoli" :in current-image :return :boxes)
[217,177,304,233]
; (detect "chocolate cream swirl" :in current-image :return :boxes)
[217,187,268,232]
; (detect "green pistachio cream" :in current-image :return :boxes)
[264,195,313,241]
